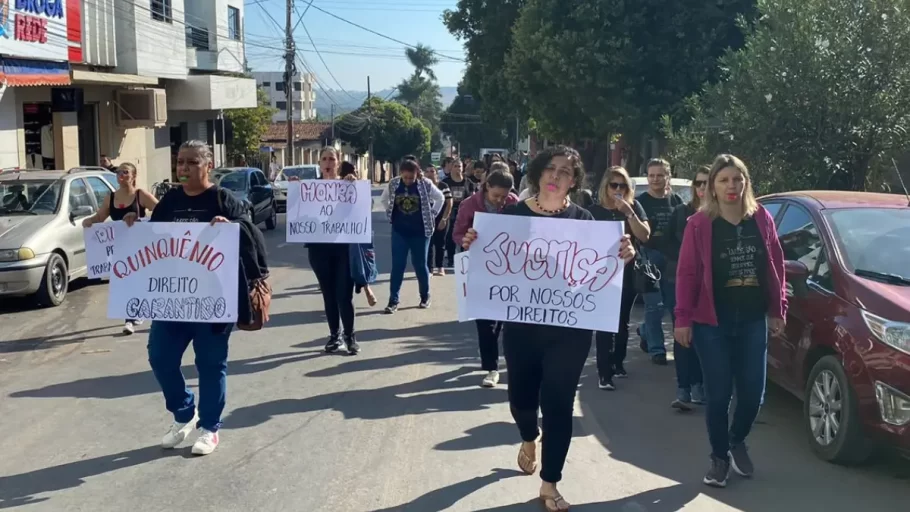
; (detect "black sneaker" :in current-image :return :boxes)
[729,443,754,477]
[703,456,730,488]
[324,333,343,353]
[418,298,431,309]
[344,334,360,355]
[613,364,628,378]
[651,353,668,366]
[598,376,616,391]
[384,303,399,314]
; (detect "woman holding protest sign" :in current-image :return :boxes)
[82,162,158,335]
[122,140,269,456]
[588,166,650,390]
[380,157,445,313]
[452,169,518,388]
[462,145,636,511]
[308,147,362,356]
[674,154,786,487]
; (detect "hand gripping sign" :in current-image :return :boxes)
[465,213,626,332]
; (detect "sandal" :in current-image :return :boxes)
[539,492,570,512]
[365,289,377,307]
[517,440,538,475]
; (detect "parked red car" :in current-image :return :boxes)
[758,191,910,464]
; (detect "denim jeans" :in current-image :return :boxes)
[640,247,675,356]
[148,321,232,432]
[674,340,703,390]
[693,316,768,461]
[389,229,431,304]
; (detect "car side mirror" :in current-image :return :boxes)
[70,205,94,220]
[785,260,809,298]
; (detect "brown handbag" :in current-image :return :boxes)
[237,277,272,331]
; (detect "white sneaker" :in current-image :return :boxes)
[191,428,220,456]
[161,411,198,449]
[482,370,500,387]
[122,321,135,335]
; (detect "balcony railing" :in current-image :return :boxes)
[185,25,210,51]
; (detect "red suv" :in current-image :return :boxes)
[758,191,910,464]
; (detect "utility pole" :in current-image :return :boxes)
[367,76,375,182]
[284,0,296,166]
[330,104,335,141]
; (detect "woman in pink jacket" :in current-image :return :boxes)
[452,170,518,387]
[674,154,787,489]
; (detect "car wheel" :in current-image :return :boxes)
[804,355,874,464]
[36,253,68,307]
[265,203,277,230]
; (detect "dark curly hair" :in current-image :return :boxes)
[525,145,585,194]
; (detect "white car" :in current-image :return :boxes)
[630,177,693,203]
[272,165,320,212]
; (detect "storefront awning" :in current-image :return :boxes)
[0,58,71,87]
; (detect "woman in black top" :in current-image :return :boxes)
[588,166,650,390]
[82,162,158,335]
[308,147,361,355]
[462,146,635,512]
[423,165,453,276]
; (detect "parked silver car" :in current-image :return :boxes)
[0,168,116,306]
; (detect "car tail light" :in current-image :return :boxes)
[861,310,910,355]
[875,382,910,426]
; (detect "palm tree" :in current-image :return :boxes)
[405,44,439,81]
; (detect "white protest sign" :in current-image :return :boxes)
[84,222,119,278]
[465,213,626,332]
[84,219,146,279]
[286,179,372,243]
[454,252,473,322]
[107,222,240,323]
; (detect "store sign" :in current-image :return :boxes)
[0,0,69,61]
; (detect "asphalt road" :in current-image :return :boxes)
[1,190,908,511]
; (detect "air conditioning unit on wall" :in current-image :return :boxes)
[114,89,168,128]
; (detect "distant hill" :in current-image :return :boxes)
[315,86,458,118]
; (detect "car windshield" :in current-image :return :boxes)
[0,179,62,215]
[633,184,692,203]
[218,172,248,191]
[282,166,318,180]
[826,208,910,281]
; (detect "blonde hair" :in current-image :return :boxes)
[489,161,509,174]
[597,166,634,206]
[701,154,759,219]
[118,162,138,187]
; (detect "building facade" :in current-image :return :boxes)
[0,0,257,189]
[253,71,317,123]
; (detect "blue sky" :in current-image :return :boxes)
[243,0,466,91]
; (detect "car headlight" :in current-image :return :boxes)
[0,247,36,262]
[862,310,910,355]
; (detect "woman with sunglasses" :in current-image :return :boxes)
[665,166,710,410]
[82,162,158,334]
[588,166,650,390]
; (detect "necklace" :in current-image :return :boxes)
[533,195,568,214]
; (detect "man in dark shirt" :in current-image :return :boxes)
[441,159,476,267]
[636,158,683,365]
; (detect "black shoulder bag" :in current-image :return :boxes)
[633,240,661,294]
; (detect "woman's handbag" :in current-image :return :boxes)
[349,243,378,286]
[237,277,272,331]
[633,243,662,294]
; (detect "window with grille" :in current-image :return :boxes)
[151,0,172,23]
[228,6,241,41]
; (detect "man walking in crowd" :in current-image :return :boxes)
[636,158,684,365]
[441,158,476,267]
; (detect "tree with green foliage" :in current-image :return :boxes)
[505,0,755,170]
[395,43,444,150]
[665,0,910,193]
[339,97,431,166]
[444,0,526,123]
[441,83,510,158]
[224,88,276,162]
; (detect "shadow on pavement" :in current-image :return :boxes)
[0,326,122,354]
[0,445,187,509]
[474,484,697,512]
[368,468,523,512]
[8,351,322,400]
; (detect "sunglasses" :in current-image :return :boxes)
[117,170,132,176]
[694,180,707,187]
[608,182,628,190]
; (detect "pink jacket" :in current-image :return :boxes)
[674,205,788,328]
[452,190,519,246]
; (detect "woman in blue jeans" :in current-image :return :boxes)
[675,154,787,487]
[123,140,261,456]
[380,157,444,313]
